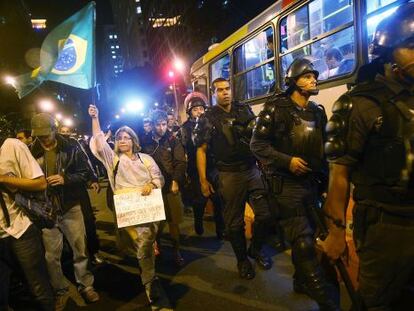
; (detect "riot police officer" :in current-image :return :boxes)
[250,59,339,310]
[180,92,225,238]
[195,78,272,280]
[320,3,414,310]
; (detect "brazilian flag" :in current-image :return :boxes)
[14,2,95,99]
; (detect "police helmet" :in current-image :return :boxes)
[184,91,208,114]
[370,2,414,57]
[285,58,319,87]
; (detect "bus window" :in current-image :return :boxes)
[234,27,275,101]
[309,0,353,38]
[366,0,398,14]
[280,5,309,52]
[279,0,356,86]
[210,54,230,83]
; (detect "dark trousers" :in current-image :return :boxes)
[218,166,271,262]
[0,224,54,311]
[277,178,339,310]
[187,171,225,235]
[353,201,414,310]
[79,186,100,256]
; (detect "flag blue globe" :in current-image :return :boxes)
[54,38,77,72]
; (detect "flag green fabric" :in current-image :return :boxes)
[14,2,95,99]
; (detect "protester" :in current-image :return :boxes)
[0,121,54,311]
[30,113,99,311]
[88,104,171,309]
[15,129,33,146]
[141,109,187,266]
[58,125,103,265]
[180,92,225,238]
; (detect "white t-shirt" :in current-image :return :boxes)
[90,132,164,191]
[0,138,44,239]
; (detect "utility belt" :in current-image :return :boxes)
[354,184,414,206]
[263,172,321,195]
[354,200,414,228]
[216,160,254,172]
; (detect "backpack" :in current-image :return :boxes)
[1,187,62,229]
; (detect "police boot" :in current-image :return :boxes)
[293,236,340,311]
[227,229,255,280]
[248,221,272,270]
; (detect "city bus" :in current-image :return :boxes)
[190,0,409,117]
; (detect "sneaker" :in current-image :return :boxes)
[174,250,185,267]
[237,259,255,280]
[91,253,106,265]
[55,292,70,311]
[145,279,171,310]
[247,247,272,270]
[81,287,99,303]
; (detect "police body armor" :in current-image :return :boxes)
[325,81,414,205]
[256,94,327,177]
[194,102,256,169]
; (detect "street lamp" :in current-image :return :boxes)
[173,58,185,73]
[39,99,55,112]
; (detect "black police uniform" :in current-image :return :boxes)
[251,94,340,310]
[195,102,272,264]
[325,75,414,309]
[181,118,225,237]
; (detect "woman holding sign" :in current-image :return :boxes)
[88,105,170,309]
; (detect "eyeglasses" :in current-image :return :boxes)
[115,136,132,141]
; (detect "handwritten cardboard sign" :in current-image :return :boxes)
[113,188,165,228]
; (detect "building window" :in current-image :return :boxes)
[111,51,115,54]
[137,6,142,14]
[109,35,113,39]
[116,45,119,49]
[114,65,118,68]
[111,45,114,49]
[112,55,116,59]
[114,35,118,39]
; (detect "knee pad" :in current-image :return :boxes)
[292,235,316,262]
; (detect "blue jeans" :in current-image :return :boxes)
[0,224,54,311]
[42,205,94,294]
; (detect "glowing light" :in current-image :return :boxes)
[173,58,185,72]
[168,70,175,78]
[39,99,54,112]
[121,108,126,113]
[154,102,159,107]
[55,113,63,120]
[4,76,15,86]
[125,98,144,112]
[63,118,73,127]
[115,114,120,119]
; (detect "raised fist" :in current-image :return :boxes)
[88,105,99,118]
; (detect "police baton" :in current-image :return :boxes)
[310,203,362,311]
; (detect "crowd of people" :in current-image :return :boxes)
[1,4,414,311]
